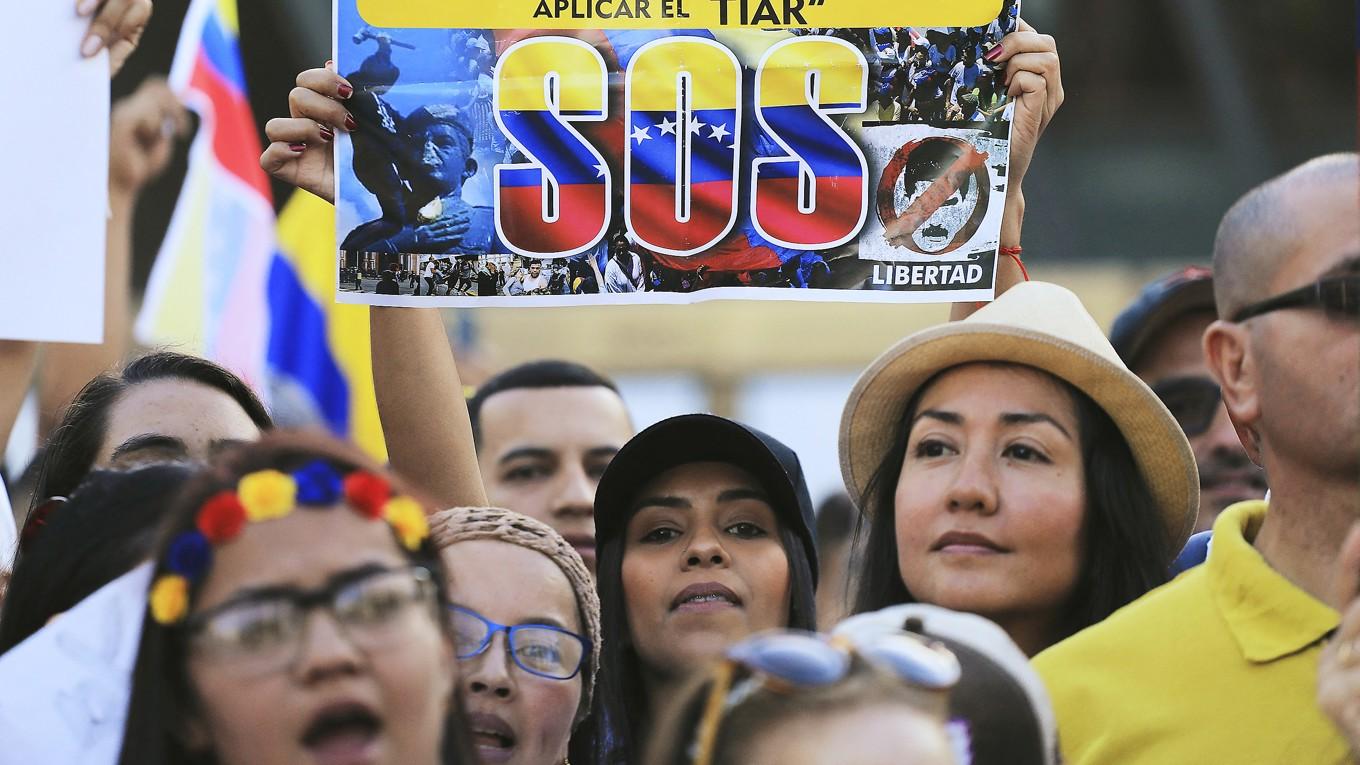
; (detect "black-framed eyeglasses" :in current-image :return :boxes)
[448,605,589,681]
[186,565,438,675]
[1231,274,1359,322]
[1151,376,1222,438]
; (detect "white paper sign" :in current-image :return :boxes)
[0,564,149,765]
[0,3,108,343]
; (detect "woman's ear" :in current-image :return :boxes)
[1203,319,1264,467]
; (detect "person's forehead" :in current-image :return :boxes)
[194,506,406,611]
[100,379,261,459]
[444,540,578,628]
[1270,182,1360,291]
[919,362,1074,415]
[479,386,632,456]
[1132,310,1216,383]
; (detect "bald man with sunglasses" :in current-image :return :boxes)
[1035,153,1359,765]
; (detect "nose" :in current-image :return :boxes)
[293,610,365,684]
[463,632,515,700]
[551,460,595,520]
[683,525,729,569]
[945,449,999,516]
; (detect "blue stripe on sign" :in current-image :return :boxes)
[756,105,864,179]
[266,253,350,434]
[629,109,738,185]
[498,111,603,186]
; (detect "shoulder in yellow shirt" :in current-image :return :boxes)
[1033,501,1349,765]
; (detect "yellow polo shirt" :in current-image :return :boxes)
[1033,500,1350,764]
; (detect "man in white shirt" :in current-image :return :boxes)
[509,260,551,295]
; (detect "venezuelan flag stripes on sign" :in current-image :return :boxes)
[137,0,385,459]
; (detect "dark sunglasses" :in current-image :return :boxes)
[1151,376,1221,438]
[1232,274,1359,322]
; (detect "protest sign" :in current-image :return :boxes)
[334,0,1017,305]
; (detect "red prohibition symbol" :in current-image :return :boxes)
[876,136,991,256]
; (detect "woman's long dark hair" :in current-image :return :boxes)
[0,464,195,655]
[574,515,817,765]
[853,363,1171,645]
[30,351,272,514]
[116,431,475,765]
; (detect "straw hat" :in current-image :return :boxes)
[839,281,1199,549]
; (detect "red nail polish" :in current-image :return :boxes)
[344,114,357,131]
[319,126,334,142]
[289,142,306,152]
[984,44,1004,62]
[337,83,353,99]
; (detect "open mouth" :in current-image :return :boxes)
[671,582,742,612]
[301,702,382,765]
[467,712,517,763]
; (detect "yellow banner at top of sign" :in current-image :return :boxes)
[356,0,1003,30]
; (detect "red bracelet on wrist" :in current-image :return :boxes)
[999,245,1029,281]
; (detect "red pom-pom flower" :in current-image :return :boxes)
[344,472,391,519]
[197,491,248,543]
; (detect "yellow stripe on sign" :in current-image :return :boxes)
[215,0,240,35]
[628,37,740,112]
[757,37,867,108]
[495,38,608,113]
[358,0,1001,29]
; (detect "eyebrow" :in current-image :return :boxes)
[913,410,1073,440]
[210,562,395,611]
[109,434,187,462]
[497,447,556,465]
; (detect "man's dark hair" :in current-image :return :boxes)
[30,352,272,514]
[0,464,196,655]
[852,365,1171,645]
[466,360,620,445]
[815,492,858,550]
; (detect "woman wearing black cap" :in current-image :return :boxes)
[573,414,819,765]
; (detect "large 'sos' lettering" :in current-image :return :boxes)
[494,38,610,257]
[624,37,741,256]
[752,38,869,250]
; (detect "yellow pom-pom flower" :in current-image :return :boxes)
[150,575,190,625]
[383,496,429,551]
[238,469,297,522]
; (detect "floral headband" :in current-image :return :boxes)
[149,461,430,625]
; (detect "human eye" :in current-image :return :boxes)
[501,462,552,484]
[726,521,768,539]
[200,601,297,655]
[338,575,414,626]
[912,438,955,459]
[639,526,681,544]
[1002,442,1051,464]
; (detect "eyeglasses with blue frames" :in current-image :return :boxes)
[1232,274,1359,322]
[448,605,590,680]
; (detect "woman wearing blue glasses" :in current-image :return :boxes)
[431,505,601,765]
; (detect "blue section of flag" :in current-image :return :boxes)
[499,111,603,186]
[629,109,738,185]
[265,254,350,433]
[756,105,863,179]
[201,13,247,90]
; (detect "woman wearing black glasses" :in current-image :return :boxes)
[118,431,477,765]
[430,506,601,765]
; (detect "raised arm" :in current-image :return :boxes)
[950,19,1062,321]
[369,308,487,508]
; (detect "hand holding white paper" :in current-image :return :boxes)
[0,564,149,765]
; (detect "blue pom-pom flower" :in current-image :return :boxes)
[165,531,213,582]
[293,460,343,505]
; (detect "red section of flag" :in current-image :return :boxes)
[498,183,608,255]
[629,180,734,253]
[189,50,272,200]
[754,176,863,247]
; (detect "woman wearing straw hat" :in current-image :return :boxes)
[841,281,1200,656]
[429,506,601,765]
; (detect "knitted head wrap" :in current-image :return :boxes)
[430,506,600,725]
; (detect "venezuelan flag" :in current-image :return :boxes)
[137,0,385,459]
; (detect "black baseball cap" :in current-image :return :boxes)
[1109,266,1216,370]
[593,414,819,584]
